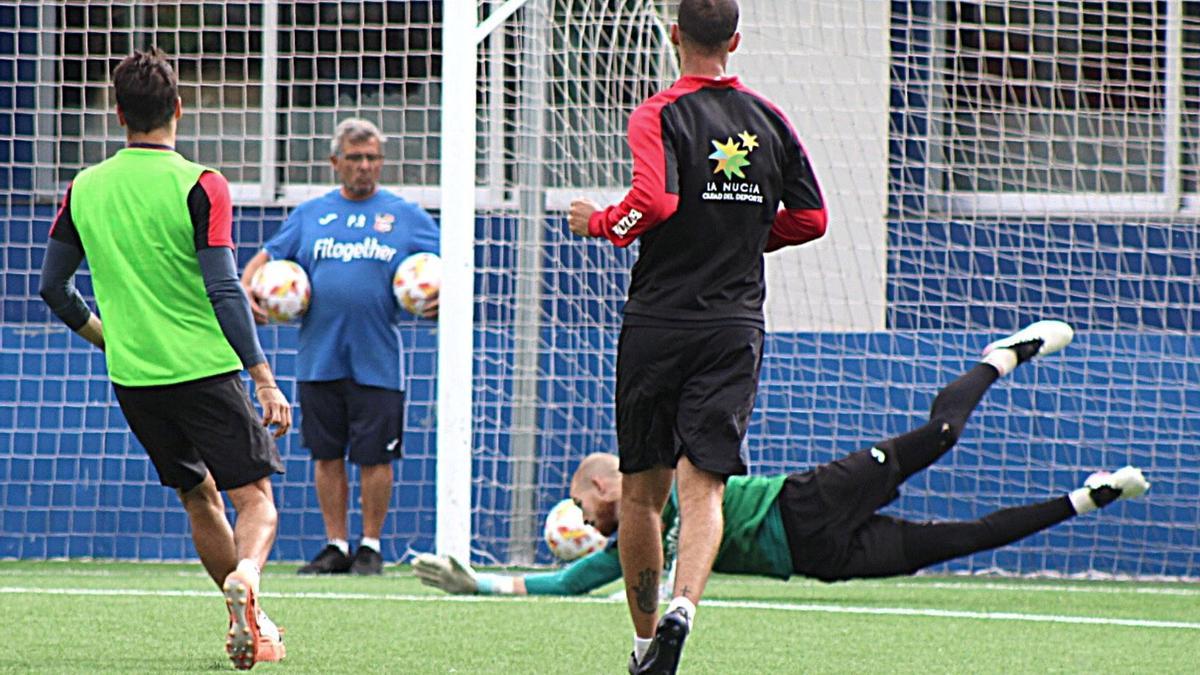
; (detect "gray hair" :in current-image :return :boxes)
[330,118,386,156]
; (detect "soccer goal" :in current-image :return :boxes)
[0,1,1195,579]
[438,0,894,565]
[442,0,1198,574]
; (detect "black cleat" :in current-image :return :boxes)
[633,608,690,674]
[350,545,384,575]
[297,544,352,574]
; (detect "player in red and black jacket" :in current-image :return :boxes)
[566,1,827,673]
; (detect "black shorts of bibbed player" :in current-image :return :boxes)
[113,371,284,492]
[615,324,764,476]
[298,379,406,466]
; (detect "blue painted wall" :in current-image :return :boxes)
[3,204,1198,576]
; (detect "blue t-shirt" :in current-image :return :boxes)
[263,188,439,390]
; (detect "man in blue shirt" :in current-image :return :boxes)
[242,118,439,575]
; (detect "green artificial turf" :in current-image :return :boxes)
[0,561,1195,673]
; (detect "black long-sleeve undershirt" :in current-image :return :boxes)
[38,239,91,331]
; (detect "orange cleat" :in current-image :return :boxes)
[223,570,286,670]
[252,613,286,664]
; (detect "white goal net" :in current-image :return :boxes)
[0,0,1194,578]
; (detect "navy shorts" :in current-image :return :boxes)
[615,324,764,476]
[299,379,405,466]
[113,371,284,492]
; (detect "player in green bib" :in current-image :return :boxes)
[415,321,1149,603]
[38,49,290,671]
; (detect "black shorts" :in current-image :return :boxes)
[778,446,909,581]
[615,324,763,476]
[299,379,405,466]
[113,371,284,493]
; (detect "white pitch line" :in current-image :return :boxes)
[883,580,1200,597]
[3,568,1195,597]
[1,586,1197,631]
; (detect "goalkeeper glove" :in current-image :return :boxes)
[412,553,515,595]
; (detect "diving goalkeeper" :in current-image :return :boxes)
[414,320,1150,596]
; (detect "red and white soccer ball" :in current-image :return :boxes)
[393,252,441,316]
[251,260,311,323]
[544,498,608,562]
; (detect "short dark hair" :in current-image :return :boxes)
[677,0,739,52]
[112,48,178,133]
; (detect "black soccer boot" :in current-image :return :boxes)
[633,607,690,675]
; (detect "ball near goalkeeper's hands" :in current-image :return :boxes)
[413,553,478,595]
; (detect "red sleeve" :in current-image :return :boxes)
[588,101,680,248]
[196,171,234,249]
[765,207,828,252]
[732,82,829,253]
[48,182,83,250]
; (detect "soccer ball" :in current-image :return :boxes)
[393,251,441,316]
[251,260,311,323]
[543,498,608,562]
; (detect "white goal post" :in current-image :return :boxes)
[436,0,480,562]
[435,0,891,563]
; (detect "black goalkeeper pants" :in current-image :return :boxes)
[782,363,1077,581]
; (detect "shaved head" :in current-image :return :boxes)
[571,453,620,492]
[569,453,622,536]
[678,0,740,53]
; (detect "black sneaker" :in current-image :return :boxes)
[633,608,690,674]
[297,544,352,574]
[350,545,384,575]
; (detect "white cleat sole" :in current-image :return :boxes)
[983,320,1075,359]
[223,573,259,670]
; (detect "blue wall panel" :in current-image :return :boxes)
[2,199,1198,575]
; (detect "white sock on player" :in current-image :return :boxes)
[665,596,696,629]
[235,558,261,593]
[633,635,653,663]
[982,348,1018,377]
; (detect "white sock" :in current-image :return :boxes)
[634,635,654,663]
[359,537,381,552]
[329,538,350,556]
[666,596,696,628]
[982,348,1018,377]
[235,559,261,593]
[1069,487,1097,515]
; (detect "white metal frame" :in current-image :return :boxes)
[925,0,1190,219]
[435,0,487,561]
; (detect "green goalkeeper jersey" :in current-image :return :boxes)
[523,473,792,595]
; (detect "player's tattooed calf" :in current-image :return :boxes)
[635,568,658,614]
